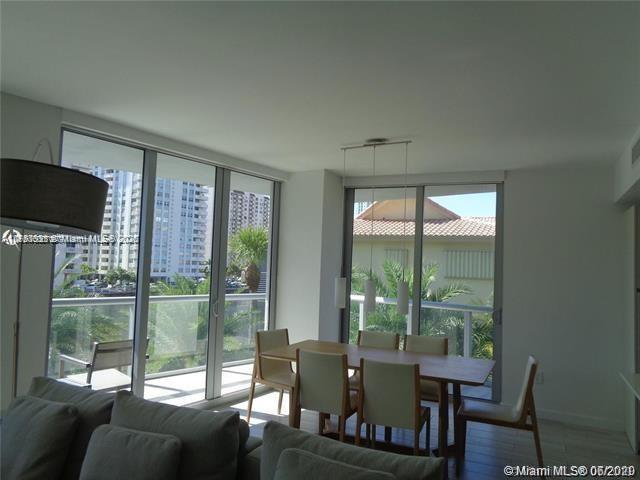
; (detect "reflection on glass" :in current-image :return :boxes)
[48,131,144,391]
[349,188,416,344]
[143,154,215,404]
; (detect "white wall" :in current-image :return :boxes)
[318,171,343,342]
[502,166,629,430]
[1,93,62,410]
[622,206,636,448]
[276,170,342,342]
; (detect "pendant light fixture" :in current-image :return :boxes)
[334,149,347,309]
[397,142,410,316]
[1,140,108,235]
[363,145,377,315]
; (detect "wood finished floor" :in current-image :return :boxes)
[226,391,639,480]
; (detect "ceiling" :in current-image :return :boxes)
[2,1,639,176]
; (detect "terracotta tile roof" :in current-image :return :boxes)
[353,217,495,239]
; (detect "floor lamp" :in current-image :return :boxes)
[1,139,108,397]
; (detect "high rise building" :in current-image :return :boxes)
[54,167,211,287]
[228,190,271,236]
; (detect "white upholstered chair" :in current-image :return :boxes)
[456,356,543,468]
[403,335,448,404]
[246,329,295,423]
[293,349,357,442]
[355,358,431,455]
[349,330,399,389]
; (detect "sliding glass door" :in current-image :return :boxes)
[48,132,144,390]
[221,172,274,396]
[47,130,279,404]
[348,187,416,344]
[142,154,216,405]
[420,185,498,399]
[344,182,501,401]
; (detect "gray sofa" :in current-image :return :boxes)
[1,377,444,480]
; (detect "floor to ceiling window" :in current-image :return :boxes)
[221,172,274,396]
[142,154,215,405]
[345,183,501,401]
[348,187,416,344]
[47,129,279,405]
[48,131,144,391]
[420,185,498,399]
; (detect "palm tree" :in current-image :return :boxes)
[350,260,472,343]
[229,226,268,293]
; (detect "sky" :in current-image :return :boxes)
[430,192,496,217]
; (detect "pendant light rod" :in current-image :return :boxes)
[340,139,412,151]
[402,142,409,279]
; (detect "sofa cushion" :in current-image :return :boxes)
[274,448,396,480]
[79,425,181,480]
[261,421,445,480]
[238,445,262,480]
[28,377,115,480]
[110,391,239,480]
[1,395,79,480]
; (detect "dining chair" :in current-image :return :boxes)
[355,358,431,455]
[403,335,448,404]
[357,330,400,349]
[246,329,295,423]
[349,330,399,389]
[350,330,401,442]
[456,356,542,468]
[293,349,357,442]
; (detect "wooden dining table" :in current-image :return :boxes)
[261,339,495,459]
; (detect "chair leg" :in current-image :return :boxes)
[384,426,392,444]
[531,403,544,467]
[366,423,371,445]
[277,389,284,415]
[339,415,346,442]
[413,427,420,456]
[426,416,431,456]
[371,425,377,449]
[318,412,326,434]
[246,379,256,423]
[355,415,362,446]
[460,418,467,456]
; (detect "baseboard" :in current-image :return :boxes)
[536,407,624,433]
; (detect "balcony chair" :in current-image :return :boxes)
[355,358,431,456]
[246,329,295,423]
[455,356,543,470]
[58,338,148,391]
[292,349,357,442]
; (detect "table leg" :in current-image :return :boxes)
[453,384,462,473]
[438,381,449,458]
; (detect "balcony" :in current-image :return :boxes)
[50,293,267,406]
[50,292,493,406]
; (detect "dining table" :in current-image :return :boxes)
[261,339,495,460]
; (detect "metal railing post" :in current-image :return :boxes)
[463,311,472,358]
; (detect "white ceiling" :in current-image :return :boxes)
[1,1,639,176]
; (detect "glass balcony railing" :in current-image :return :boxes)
[349,294,494,399]
[49,293,267,398]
